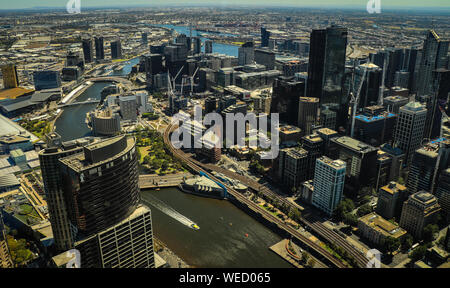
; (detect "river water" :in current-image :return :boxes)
[53,34,290,267]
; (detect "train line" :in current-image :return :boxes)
[161,123,349,268]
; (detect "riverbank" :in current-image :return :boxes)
[154,237,190,268]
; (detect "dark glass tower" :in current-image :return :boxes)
[94,36,105,60]
[82,37,94,63]
[261,27,271,48]
[111,39,123,60]
[307,25,348,132]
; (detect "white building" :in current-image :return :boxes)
[393,101,427,166]
[312,156,346,216]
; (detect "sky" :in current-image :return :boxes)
[0,0,449,10]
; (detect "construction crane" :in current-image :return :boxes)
[378,56,387,106]
[190,67,199,97]
[350,63,368,138]
[172,65,185,92]
[430,107,449,193]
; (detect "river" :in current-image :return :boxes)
[155,24,239,57]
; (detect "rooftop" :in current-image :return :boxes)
[0,87,34,100]
[317,156,346,169]
[381,181,407,195]
[359,212,406,238]
[332,136,377,153]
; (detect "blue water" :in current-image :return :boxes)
[111,56,141,77]
[154,24,239,57]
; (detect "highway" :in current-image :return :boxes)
[161,122,350,268]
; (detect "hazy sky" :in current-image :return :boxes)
[0,0,449,9]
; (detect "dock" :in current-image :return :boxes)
[139,173,193,189]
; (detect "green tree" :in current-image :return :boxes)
[423,224,439,243]
[343,213,358,227]
[357,204,373,217]
[409,245,427,262]
[401,234,414,251]
[383,236,401,254]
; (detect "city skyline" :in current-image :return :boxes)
[0,0,449,10]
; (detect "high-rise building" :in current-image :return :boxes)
[66,51,84,71]
[417,30,449,97]
[277,147,309,191]
[142,32,148,45]
[328,136,378,199]
[312,156,346,216]
[0,209,13,268]
[33,70,61,91]
[383,95,409,114]
[270,76,305,126]
[192,37,201,54]
[394,102,427,166]
[301,133,324,180]
[426,69,450,139]
[436,168,450,219]
[307,25,348,132]
[261,27,271,48]
[298,97,319,136]
[1,63,19,89]
[38,133,86,251]
[376,181,408,220]
[354,63,382,110]
[205,40,213,54]
[82,37,94,63]
[353,105,397,147]
[111,39,123,60]
[400,191,441,239]
[57,135,154,268]
[95,37,105,60]
[254,49,275,70]
[407,139,450,195]
[238,42,255,66]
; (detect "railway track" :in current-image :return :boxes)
[161,123,349,268]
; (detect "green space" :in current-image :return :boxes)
[142,112,160,121]
[18,119,51,139]
[135,127,185,175]
[6,236,35,267]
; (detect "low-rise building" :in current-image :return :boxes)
[358,212,406,246]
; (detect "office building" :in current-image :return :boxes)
[417,30,449,97]
[205,40,213,54]
[436,168,450,218]
[376,181,408,220]
[394,102,427,166]
[270,76,305,126]
[307,25,348,132]
[329,136,378,199]
[95,37,105,60]
[142,32,148,45]
[301,133,324,180]
[118,96,138,121]
[238,42,255,66]
[376,150,393,191]
[354,63,382,110]
[427,69,450,139]
[407,139,450,195]
[380,143,405,181]
[358,212,406,246]
[192,37,201,54]
[383,95,408,114]
[261,27,271,48]
[354,105,397,147]
[66,51,84,71]
[277,147,309,191]
[298,97,319,136]
[1,63,19,89]
[111,39,123,60]
[278,125,302,145]
[254,49,275,70]
[82,37,94,63]
[400,191,441,239]
[33,70,61,91]
[312,156,346,216]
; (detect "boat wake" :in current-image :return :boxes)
[142,194,200,230]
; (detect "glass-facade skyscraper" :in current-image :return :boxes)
[307,25,348,133]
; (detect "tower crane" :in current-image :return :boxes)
[350,63,368,138]
[190,67,199,97]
